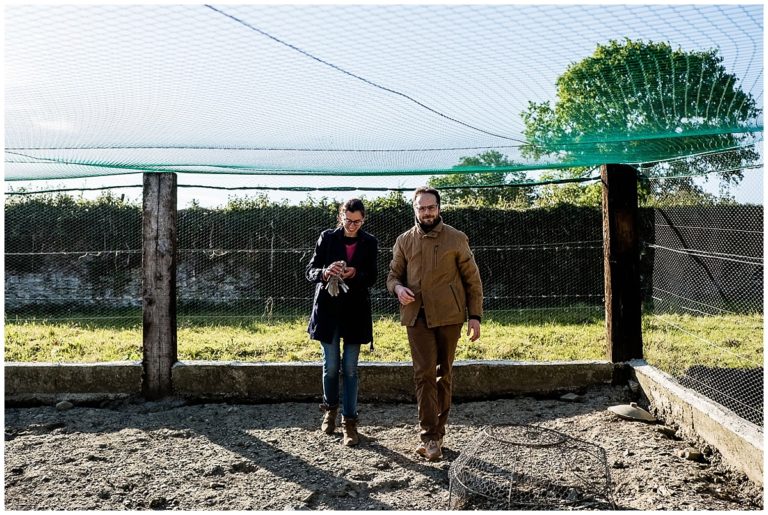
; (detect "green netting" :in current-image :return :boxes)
[5,4,763,182]
[4,3,763,427]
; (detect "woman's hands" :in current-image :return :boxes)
[323,261,355,281]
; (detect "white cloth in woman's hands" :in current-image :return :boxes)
[325,262,349,296]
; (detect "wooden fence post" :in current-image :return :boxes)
[602,164,643,362]
[142,172,177,399]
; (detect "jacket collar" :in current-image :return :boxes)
[415,217,444,238]
[331,226,370,241]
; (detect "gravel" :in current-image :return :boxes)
[4,384,762,510]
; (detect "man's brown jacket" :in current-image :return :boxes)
[387,219,483,327]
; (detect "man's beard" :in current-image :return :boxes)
[416,215,440,232]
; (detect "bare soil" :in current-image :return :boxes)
[4,384,762,510]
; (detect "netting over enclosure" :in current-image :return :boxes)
[4,4,764,426]
[5,4,763,180]
[448,424,614,510]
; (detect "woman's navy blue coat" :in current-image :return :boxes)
[306,227,378,346]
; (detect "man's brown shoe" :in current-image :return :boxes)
[416,439,442,461]
[342,416,359,446]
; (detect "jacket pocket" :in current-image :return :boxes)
[449,283,462,313]
[433,245,439,268]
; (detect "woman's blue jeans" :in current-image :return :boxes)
[321,327,360,419]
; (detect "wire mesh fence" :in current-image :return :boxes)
[5,175,607,363]
[4,188,143,319]
[176,183,606,322]
[4,161,764,431]
[640,166,764,428]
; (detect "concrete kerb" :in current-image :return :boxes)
[4,361,143,405]
[630,359,763,486]
[5,360,613,404]
[171,359,614,402]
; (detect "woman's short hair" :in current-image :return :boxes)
[340,198,366,217]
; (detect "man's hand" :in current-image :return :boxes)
[467,319,481,342]
[394,285,415,305]
[340,267,356,280]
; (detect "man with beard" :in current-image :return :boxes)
[386,186,483,461]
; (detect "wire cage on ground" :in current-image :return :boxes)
[448,424,615,510]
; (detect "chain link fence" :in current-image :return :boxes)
[5,177,606,363]
[6,166,763,431]
[5,188,143,361]
[640,166,763,427]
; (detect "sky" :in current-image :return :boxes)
[3,1,765,207]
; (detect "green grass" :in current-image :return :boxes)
[643,312,764,374]
[4,309,762,372]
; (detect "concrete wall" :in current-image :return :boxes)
[5,270,141,309]
[631,359,763,486]
[5,360,613,404]
[171,360,614,402]
[4,264,254,310]
[5,361,143,404]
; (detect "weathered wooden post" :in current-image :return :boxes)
[601,164,643,362]
[142,172,177,399]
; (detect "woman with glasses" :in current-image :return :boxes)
[305,198,378,446]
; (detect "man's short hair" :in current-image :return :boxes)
[413,186,441,207]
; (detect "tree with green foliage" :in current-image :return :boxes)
[533,173,603,207]
[428,150,533,208]
[364,190,409,211]
[521,39,761,206]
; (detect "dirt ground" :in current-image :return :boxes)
[4,384,763,510]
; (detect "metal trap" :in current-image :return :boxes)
[448,424,614,510]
